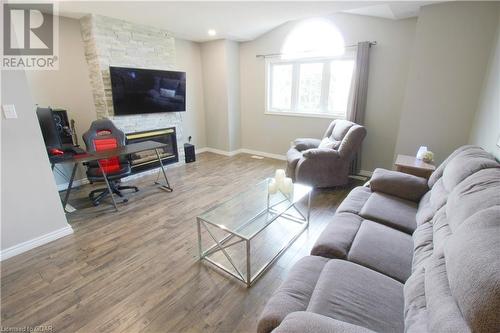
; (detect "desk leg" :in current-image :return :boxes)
[154,148,173,192]
[97,161,119,212]
[62,162,78,212]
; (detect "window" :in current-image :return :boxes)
[266,55,355,118]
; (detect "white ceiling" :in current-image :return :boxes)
[57,1,441,42]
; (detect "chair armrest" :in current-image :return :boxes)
[273,312,376,333]
[302,148,340,159]
[370,168,428,202]
[294,138,321,151]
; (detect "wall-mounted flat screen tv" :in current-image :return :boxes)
[110,66,186,115]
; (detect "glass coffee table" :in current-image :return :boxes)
[197,179,312,287]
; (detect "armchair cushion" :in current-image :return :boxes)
[302,148,340,159]
[370,168,429,202]
[294,138,321,151]
[318,137,341,150]
[274,312,376,333]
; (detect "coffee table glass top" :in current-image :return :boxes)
[198,179,312,240]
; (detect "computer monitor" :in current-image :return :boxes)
[36,107,62,149]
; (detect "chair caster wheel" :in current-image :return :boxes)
[123,198,128,203]
[135,189,139,192]
[93,201,99,206]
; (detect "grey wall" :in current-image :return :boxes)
[200,39,241,151]
[395,2,499,163]
[469,12,500,160]
[226,40,241,152]
[239,13,417,171]
[1,71,71,252]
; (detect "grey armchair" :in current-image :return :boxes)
[286,120,366,188]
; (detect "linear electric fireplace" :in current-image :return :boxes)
[126,127,178,174]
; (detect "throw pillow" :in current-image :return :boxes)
[318,137,336,149]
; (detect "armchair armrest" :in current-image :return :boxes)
[294,138,321,151]
[302,148,340,159]
[370,168,428,202]
[273,312,376,333]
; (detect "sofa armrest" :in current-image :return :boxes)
[273,312,376,333]
[294,138,321,151]
[370,168,428,202]
[302,148,340,159]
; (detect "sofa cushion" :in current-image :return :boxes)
[411,222,433,272]
[273,311,376,333]
[446,168,500,233]
[416,191,434,226]
[257,256,329,333]
[404,268,428,333]
[336,186,372,215]
[429,178,448,211]
[427,145,476,188]
[442,148,498,192]
[425,254,471,333]
[311,212,363,259]
[359,192,417,234]
[445,207,500,333]
[370,168,428,202]
[347,220,413,282]
[307,260,404,333]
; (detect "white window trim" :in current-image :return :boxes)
[265,53,355,119]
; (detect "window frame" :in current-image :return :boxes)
[265,53,355,119]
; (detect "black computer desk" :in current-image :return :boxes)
[50,140,173,212]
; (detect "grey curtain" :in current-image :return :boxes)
[348,41,371,175]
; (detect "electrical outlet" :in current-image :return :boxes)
[2,104,17,119]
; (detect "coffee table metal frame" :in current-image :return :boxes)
[197,183,312,287]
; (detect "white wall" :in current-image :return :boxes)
[396,2,499,164]
[469,13,500,161]
[1,70,72,256]
[175,39,207,148]
[239,13,417,171]
[26,17,96,186]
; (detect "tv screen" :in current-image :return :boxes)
[109,66,186,115]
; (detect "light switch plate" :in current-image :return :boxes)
[2,104,17,119]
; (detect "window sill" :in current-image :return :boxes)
[265,110,346,120]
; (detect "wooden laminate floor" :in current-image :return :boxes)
[1,152,361,333]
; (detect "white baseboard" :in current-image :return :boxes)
[238,148,286,161]
[0,225,74,261]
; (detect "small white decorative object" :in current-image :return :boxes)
[268,179,278,194]
[281,177,293,194]
[422,151,434,163]
[275,169,286,185]
[416,146,428,160]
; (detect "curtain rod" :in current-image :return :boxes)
[256,41,377,59]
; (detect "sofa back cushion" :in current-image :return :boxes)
[446,168,500,232]
[445,207,500,333]
[427,145,476,188]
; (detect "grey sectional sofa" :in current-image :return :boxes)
[258,145,500,333]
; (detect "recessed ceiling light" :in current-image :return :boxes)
[208,29,217,36]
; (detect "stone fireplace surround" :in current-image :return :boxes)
[80,14,186,162]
